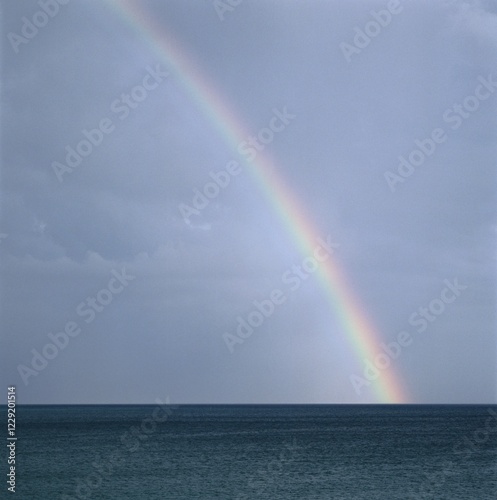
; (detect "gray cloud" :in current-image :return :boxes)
[1,0,495,403]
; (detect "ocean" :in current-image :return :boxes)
[2,404,497,499]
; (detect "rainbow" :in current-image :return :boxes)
[105,0,409,403]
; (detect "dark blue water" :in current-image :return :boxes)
[1,405,496,499]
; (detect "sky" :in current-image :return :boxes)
[1,0,496,404]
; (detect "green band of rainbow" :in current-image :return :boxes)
[106,0,409,404]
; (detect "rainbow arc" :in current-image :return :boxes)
[106,0,409,403]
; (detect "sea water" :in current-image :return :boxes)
[2,404,496,499]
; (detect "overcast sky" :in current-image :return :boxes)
[1,0,496,404]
